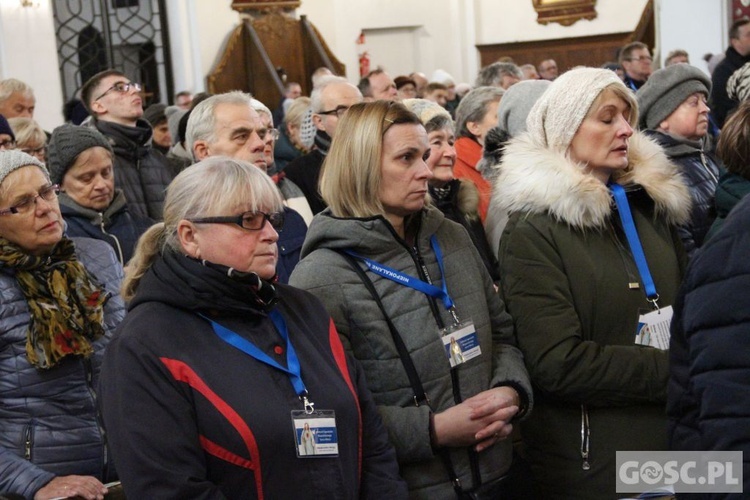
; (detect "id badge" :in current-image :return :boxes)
[291,410,338,458]
[634,306,673,350]
[440,320,481,367]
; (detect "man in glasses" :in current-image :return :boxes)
[285,76,363,215]
[81,69,174,220]
[619,42,653,91]
[186,91,307,284]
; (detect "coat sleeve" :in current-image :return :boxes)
[498,218,669,407]
[346,351,409,499]
[98,331,227,500]
[0,446,55,499]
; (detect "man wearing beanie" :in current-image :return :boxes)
[637,63,722,255]
[80,69,173,220]
[48,124,153,265]
[0,114,16,150]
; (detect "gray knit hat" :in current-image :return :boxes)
[636,64,711,130]
[143,103,167,127]
[0,150,47,187]
[727,62,750,102]
[47,124,113,185]
[497,79,551,138]
[526,67,633,152]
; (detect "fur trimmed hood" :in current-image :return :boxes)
[489,131,691,230]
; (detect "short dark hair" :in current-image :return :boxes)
[619,42,649,64]
[81,69,126,114]
[717,99,750,178]
[730,18,750,40]
[425,82,448,93]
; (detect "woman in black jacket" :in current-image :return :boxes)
[99,156,406,499]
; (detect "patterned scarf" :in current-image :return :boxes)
[0,236,110,369]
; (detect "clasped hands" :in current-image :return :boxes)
[432,386,519,453]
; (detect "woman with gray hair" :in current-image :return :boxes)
[403,98,499,283]
[490,67,690,498]
[453,86,504,222]
[7,118,46,163]
[99,156,405,498]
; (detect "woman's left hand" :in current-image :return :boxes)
[463,386,520,452]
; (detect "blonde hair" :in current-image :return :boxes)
[122,157,283,300]
[319,101,422,218]
[283,97,311,129]
[8,117,45,148]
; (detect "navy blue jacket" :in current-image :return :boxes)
[668,194,750,498]
[0,238,125,499]
[276,206,306,284]
[60,191,153,266]
[646,130,722,255]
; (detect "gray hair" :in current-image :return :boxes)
[0,78,34,104]
[8,118,45,148]
[475,63,522,87]
[122,156,283,300]
[310,76,348,113]
[249,98,273,125]
[186,91,254,159]
[455,86,505,139]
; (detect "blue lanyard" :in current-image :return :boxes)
[609,183,660,307]
[345,235,455,312]
[203,309,314,412]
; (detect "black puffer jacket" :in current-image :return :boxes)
[710,46,750,127]
[0,238,125,499]
[94,119,174,220]
[646,130,722,255]
[668,194,750,497]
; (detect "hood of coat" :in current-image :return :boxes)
[490,131,691,230]
[300,204,446,259]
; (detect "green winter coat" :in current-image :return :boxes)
[491,132,690,499]
[290,206,533,499]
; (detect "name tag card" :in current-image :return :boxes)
[291,410,339,458]
[635,306,673,350]
[441,320,481,367]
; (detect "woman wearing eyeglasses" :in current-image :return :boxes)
[98,156,406,499]
[0,150,125,499]
[7,117,46,164]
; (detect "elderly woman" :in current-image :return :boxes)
[290,101,532,499]
[637,64,722,256]
[8,117,46,164]
[98,157,406,498]
[0,151,125,499]
[47,124,153,266]
[490,67,690,498]
[453,86,504,222]
[274,97,312,171]
[403,98,499,283]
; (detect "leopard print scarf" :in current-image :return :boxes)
[0,236,110,369]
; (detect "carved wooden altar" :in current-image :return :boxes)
[207,1,345,110]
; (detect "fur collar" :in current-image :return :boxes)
[491,131,691,229]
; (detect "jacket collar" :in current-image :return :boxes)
[491,131,691,230]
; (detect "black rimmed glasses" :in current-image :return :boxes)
[0,138,16,150]
[0,184,59,216]
[317,105,350,118]
[189,210,286,231]
[95,81,142,101]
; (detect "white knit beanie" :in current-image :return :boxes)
[0,150,47,187]
[402,98,452,126]
[526,67,634,152]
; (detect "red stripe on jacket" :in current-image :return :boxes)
[160,357,264,500]
[327,319,363,484]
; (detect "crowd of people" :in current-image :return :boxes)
[1,18,750,500]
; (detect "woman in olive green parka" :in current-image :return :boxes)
[489,68,691,499]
